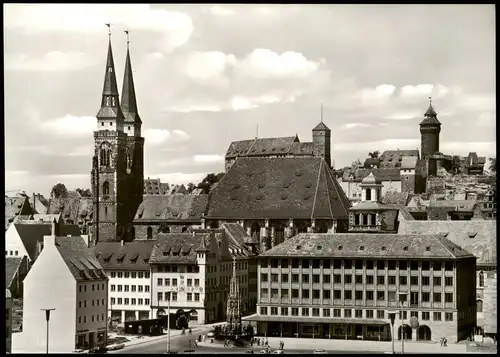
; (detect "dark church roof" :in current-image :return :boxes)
[134,195,208,222]
[149,233,211,264]
[206,157,351,220]
[225,136,316,159]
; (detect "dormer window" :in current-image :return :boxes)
[403,246,408,251]
[338,246,343,250]
[359,246,365,251]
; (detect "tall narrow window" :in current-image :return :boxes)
[147,227,153,240]
[126,152,132,170]
[365,188,372,201]
[478,272,484,287]
[100,148,111,167]
[103,181,110,195]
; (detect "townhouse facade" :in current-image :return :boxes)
[93,240,155,323]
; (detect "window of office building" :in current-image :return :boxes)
[260,307,268,315]
[333,309,341,317]
[281,307,288,316]
[323,308,330,317]
[445,277,453,286]
[302,308,309,316]
[433,277,441,286]
[377,310,385,319]
[422,312,430,320]
[344,309,352,318]
[445,312,453,321]
[355,309,363,318]
[433,312,441,321]
[271,307,278,315]
[312,308,320,317]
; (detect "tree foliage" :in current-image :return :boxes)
[76,188,92,197]
[197,173,225,194]
[368,150,380,158]
[186,182,197,194]
[489,158,496,174]
[50,183,68,199]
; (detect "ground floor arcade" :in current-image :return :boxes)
[243,315,439,342]
[75,328,107,350]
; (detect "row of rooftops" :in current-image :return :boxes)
[93,223,255,270]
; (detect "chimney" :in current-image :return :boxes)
[121,240,124,247]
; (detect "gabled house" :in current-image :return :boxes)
[5,195,34,231]
[5,256,29,298]
[5,222,81,263]
[19,227,108,353]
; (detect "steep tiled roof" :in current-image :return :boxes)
[5,196,32,230]
[134,194,208,222]
[350,201,388,211]
[361,172,380,185]
[14,223,82,261]
[93,240,155,271]
[149,233,211,264]
[379,150,419,169]
[312,121,330,131]
[353,168,401,182]
[47,197,93,224]
[207,157,350,220]
[6,257,24,287]
[401,156,418,169]
[225,136,307,159]
[420,103,441,126]
[381,191,410,205]
[221,223,253,256]
[384,204,415,221]
[260,233,474,259]
[398,220,496,264]
[55,236,107,281]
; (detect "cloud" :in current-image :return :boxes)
[399,84,434,98]
[475,112,495,127]
[41,115,96,136]
[5,52,98,72]
[4,4,194,52]
[167,104,224,113]
[236,49,322,78]
[204,5,236,16]
[184,51,236,83]
[144,128,190,145]
[384,112,421,121]
[456,95,496,112]
[356,84,395,106]
[193,155,225,165]
[343,123,373,130]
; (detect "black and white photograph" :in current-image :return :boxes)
[4,3,496,354]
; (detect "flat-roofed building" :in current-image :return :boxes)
[244,232,476,343]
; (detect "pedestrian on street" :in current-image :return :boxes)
[440,337,444,346]
[257,338,260,346]
[444,337,447,347]
[266,338,269,347]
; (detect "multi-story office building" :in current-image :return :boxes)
[244,232,476,343]
[93,240,155,323]
[19,226,108,352]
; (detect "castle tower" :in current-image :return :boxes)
[91,33,129,244]
[312,104,332,168]
[420,97,441,159]
[120,32,145,230]
[226,257,242,333]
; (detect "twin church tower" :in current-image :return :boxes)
[91,32,145,245]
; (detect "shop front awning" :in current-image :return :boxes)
[242,314,388,325]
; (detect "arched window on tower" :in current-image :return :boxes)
[147,227,153,240]
[102,181,110,195]
[478,271,484,287]
[100,148,111,167]
[477,299,483,313]
[365,188,372,201]
[126,152,132,170]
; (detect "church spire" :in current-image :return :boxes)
[96,27,124,124]
[121,30,142,126]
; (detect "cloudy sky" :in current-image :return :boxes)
[4,4,496,196]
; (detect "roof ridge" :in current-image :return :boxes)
[322,161,335,219]
[433,234,457,258]
[311,159,323,219]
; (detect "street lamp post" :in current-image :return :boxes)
[388,313,396,354]
[41,308,55,354]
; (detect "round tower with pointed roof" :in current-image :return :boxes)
[420,97,441,159]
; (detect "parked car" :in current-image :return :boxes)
[272,350,284,354]
[313,349,328,354]
[107,344,125,351]
[207,332,215,338]
[89,346,108,354]
[73,349,86,354]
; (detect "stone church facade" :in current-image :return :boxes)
[91,38,144,244]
